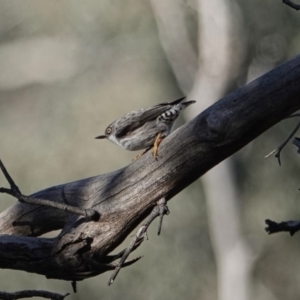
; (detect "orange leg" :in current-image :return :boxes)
[132,147,151,161]
[152,132,163,159]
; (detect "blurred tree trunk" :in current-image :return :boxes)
[151,0,254,299]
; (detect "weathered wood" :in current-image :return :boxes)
[1,54,300,280]
[0,289,69,300]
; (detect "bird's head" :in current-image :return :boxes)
[95,123,116,141]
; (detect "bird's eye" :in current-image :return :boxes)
[106,127,112,134]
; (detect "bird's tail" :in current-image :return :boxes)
[181,100,196,108]
[158,97,196,107]
[169,96,186,105]
[158,99,196,123]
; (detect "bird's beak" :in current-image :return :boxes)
[95,135,106,139]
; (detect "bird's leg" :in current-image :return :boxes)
[132,132,163,161]
[132,147,151,161]
[152,132,163,159]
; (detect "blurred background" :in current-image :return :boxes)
[0,0,300,299]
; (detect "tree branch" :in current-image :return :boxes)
[1,54,300,281]
[265,115,300,165]
[0,290,69,300]
[108,197,168,285]
[282,0,300,11]
[0,160,99,220]
[265,219,300,236]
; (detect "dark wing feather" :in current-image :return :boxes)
[115,97,186,138]
[154,96,186,107]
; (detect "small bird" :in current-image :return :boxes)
[95,97,196,159]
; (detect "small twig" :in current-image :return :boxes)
[282,0,300,10]
[0,290,69,300]
[71,281,77,293]
[265,219,300,236]
[108,197,168,286]
[157,197,170,235]
[0,158,21,193]
[0,159,99,220]
[101,238,144,264]
[107,228,147,286]
[265,116,300,165]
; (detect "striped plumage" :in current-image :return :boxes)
[96,97,196,158]
[158,101,188,123]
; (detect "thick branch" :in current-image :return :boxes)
[1,54,300,280]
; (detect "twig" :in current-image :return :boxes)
[265,115,300,165]
[282,0,300,10]
[157,197,170,235]
[265,219,300,236]
[108,197,168,286]
[0,159,99,220]
[0,290,69,300]
[0,158,21,194]
[71,281,77,293]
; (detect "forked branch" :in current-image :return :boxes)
[0,159,99,220]
[108,197,169,285]
[265,219,300,236]
[265,114,300,165]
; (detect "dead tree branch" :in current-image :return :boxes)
[1,54,300,283]
[0,290,69,300]
[282,0,300,10]
[265,219,300,236]
[0,160,99,220]
[265,114,300,165]
[108,197,168,285]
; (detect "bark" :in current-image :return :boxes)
[0,54,300,281]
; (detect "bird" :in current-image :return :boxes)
[95,97,196,159]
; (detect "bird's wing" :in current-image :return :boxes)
[115,97,185,138]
